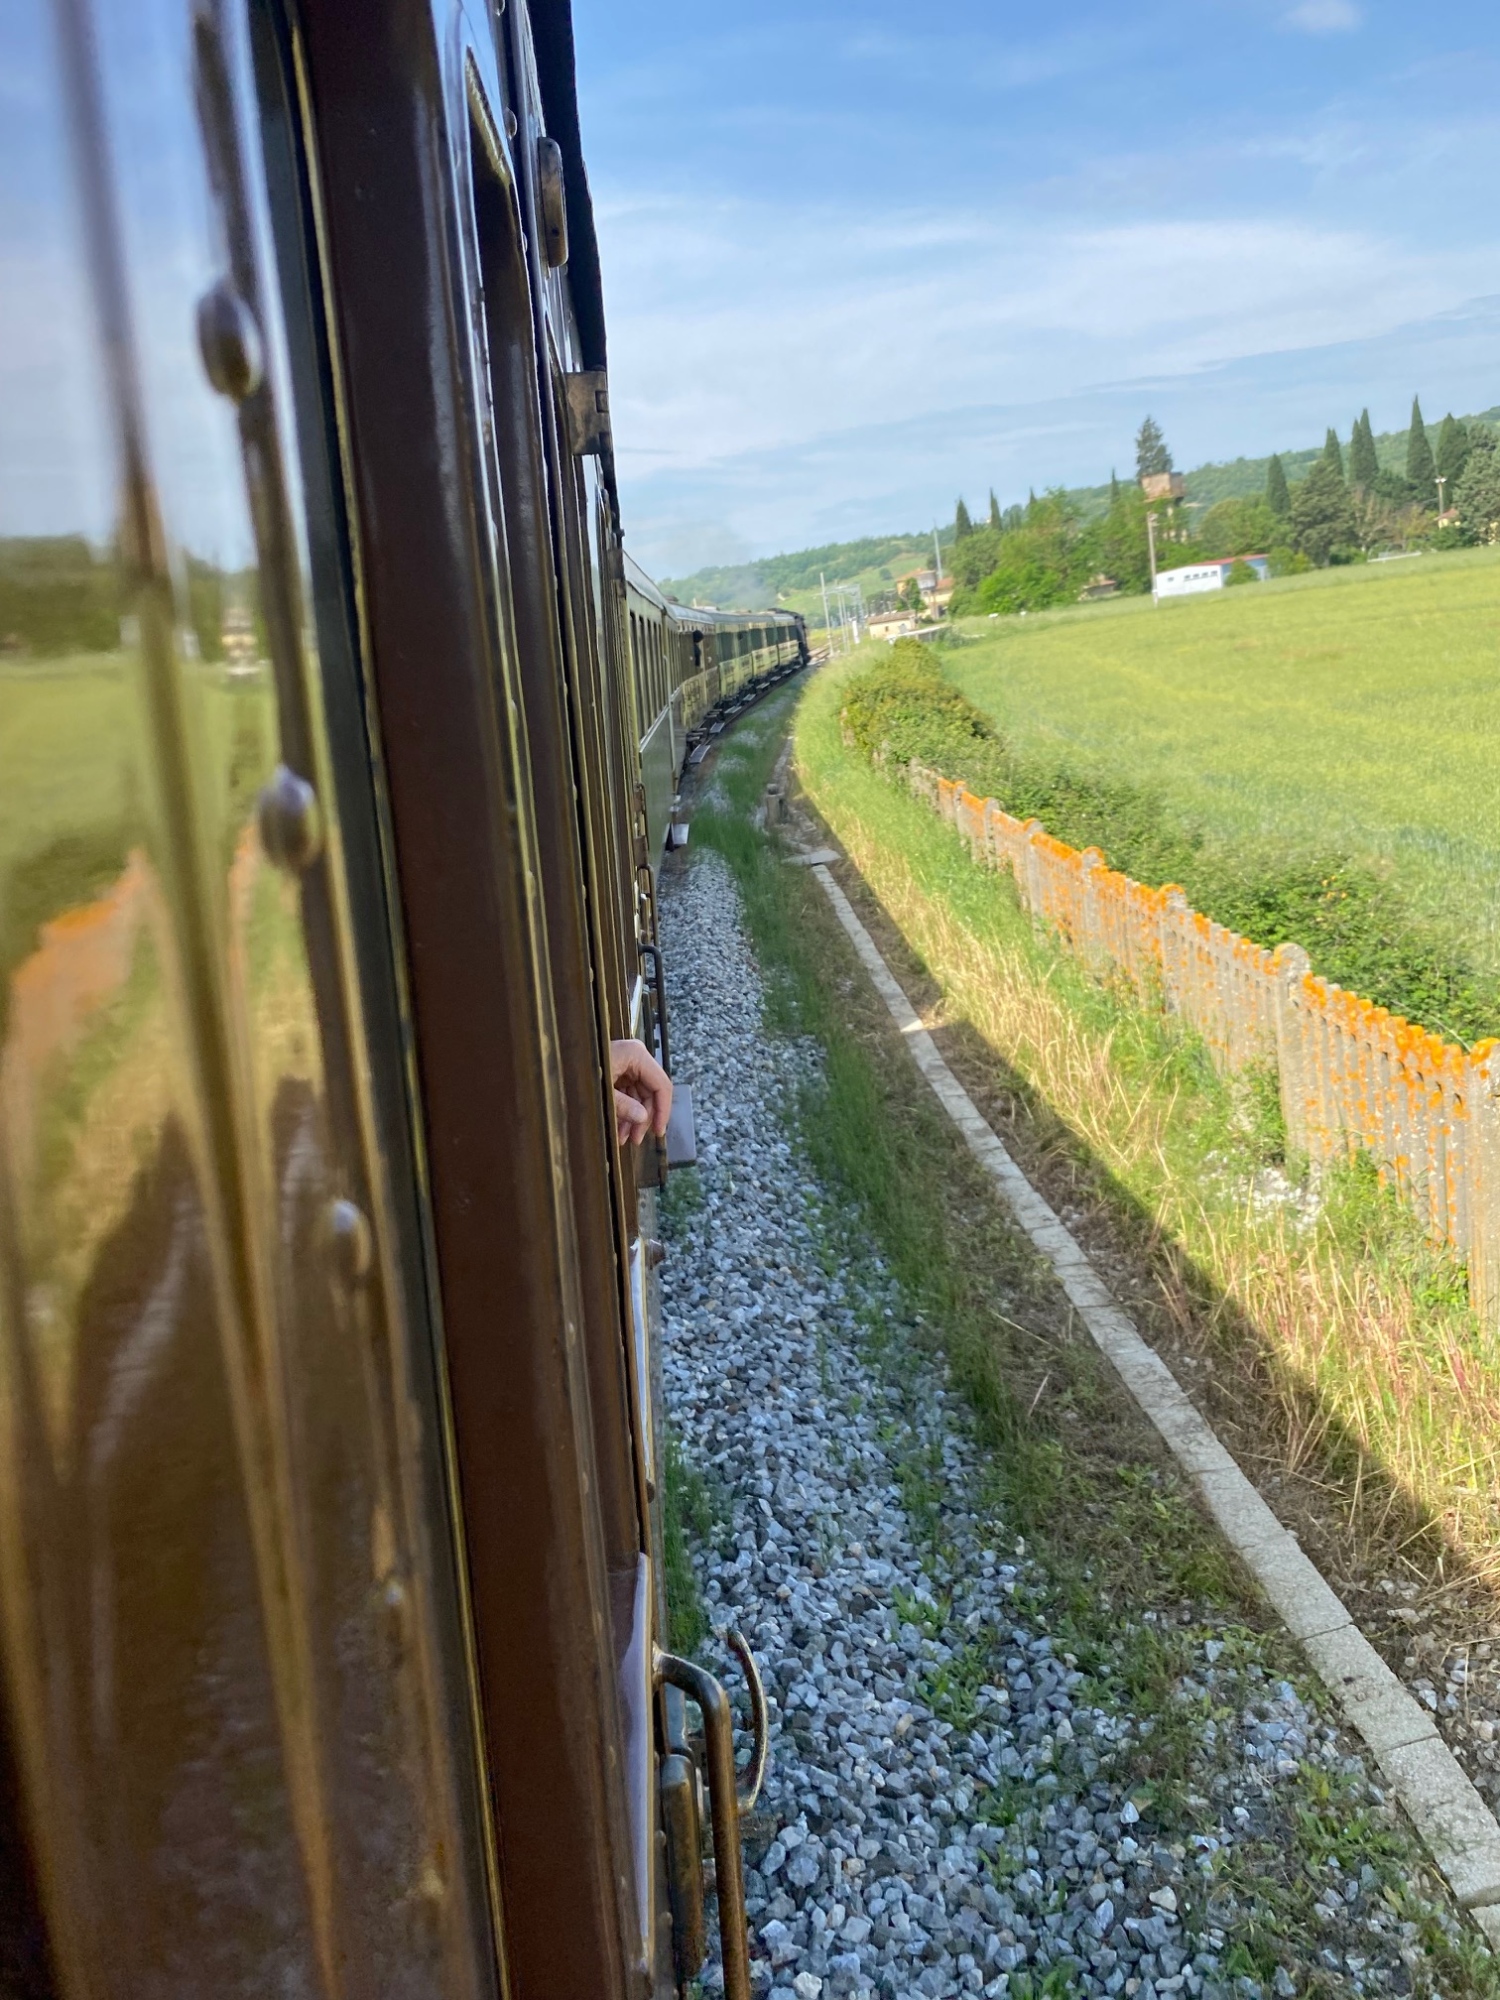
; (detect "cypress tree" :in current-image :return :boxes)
[1266,453,1291,518]
[1290,459,1357,566]
[1322,427,1345,480]
[1135,415,1172,478]
[988,488,1002,531]
[1349,408,1378,490]
[954,497,973,541]
[1109,470,1121,507]
[1435,414,1471,498]
[1407,396,1436,495]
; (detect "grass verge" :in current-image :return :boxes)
[843,639,1500,1044]
[676,681,1498,1995]
[803,652,1500,1613]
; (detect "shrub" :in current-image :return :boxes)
[839,649,1500,1042]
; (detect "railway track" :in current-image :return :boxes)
[657,707,1497,2000]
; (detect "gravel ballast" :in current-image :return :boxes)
[657,841,1487,2000]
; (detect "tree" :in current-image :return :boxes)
[1349,409,1378,490]
[954,497,973,541]
[1372,465,1416,508]
[1135,415,1172,479]
[1289,459,1357,566]
[1195,496,1280,560]
[1435,414,1471,500]
[1322,427,1345,480]
[988,488,1002,531]
[1265,453,1291,518]
[1406,396,1435,496]
[1455,431,1500,543]
[1349,487,1417,556]
[1090,485,1151,596]
[971,493,1086,614]
[1109,470,1121,508]
[948,526,1003,589]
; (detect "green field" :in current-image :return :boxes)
[944,546,1500,970]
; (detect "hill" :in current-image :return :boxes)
[655,405,1500,609]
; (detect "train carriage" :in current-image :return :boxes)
[0,0,794,1993]
[624,560,806,861]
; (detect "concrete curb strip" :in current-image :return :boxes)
[810,860,1500,1944]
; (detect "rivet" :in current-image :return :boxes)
[196,279,263,402]
[503,107,518,139]
[326,1198,373,1287]
[257,763,322,871]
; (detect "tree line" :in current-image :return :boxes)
[946,400,1500,617]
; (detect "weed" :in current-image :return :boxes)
[662,1428,718,1655]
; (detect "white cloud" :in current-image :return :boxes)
[1284,0,1363,34]
[598,191,1498,486]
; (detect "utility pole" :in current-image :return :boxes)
[820,570,833,654]
[932,524,942,589]
[1436,474,1448,515]
[1146,505,1160,605]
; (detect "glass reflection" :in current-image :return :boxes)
[0,0,487,1989]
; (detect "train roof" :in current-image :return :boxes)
[622,553,800,627]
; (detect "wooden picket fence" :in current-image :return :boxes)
[906,761,1500,1324]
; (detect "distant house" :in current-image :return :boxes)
[1154,555,1269,599]
[892,566,952,614]
[868,609,922,642]
[1078,574,1119,601]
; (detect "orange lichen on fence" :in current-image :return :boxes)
[910,760,1500,1325]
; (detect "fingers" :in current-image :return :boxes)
[614,1089,651,1147]
[608,1037,673,1139]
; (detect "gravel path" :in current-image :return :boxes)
[658,847,1481,2000]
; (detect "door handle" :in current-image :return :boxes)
[638,940,671,1076]
[656,1649,751,2000]
[725,1628,769,1813]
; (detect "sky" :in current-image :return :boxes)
[571,0,1500,577]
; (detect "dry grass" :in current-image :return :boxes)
[796,655,1500,1601]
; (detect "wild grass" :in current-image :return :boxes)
[945,544,1500,978]
[797,654,1500,1593]
[689,690,1243,1626]
[662,1427,716,1656]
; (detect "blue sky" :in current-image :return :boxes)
[572,0,1500,575]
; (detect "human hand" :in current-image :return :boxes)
[610,1037,672,1148]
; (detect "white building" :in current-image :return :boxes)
[1154,555,1269,600]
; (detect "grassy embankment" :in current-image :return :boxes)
[946,546,1500,1005]
[801,642,1500,1604]
[663,683,1499,1988]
